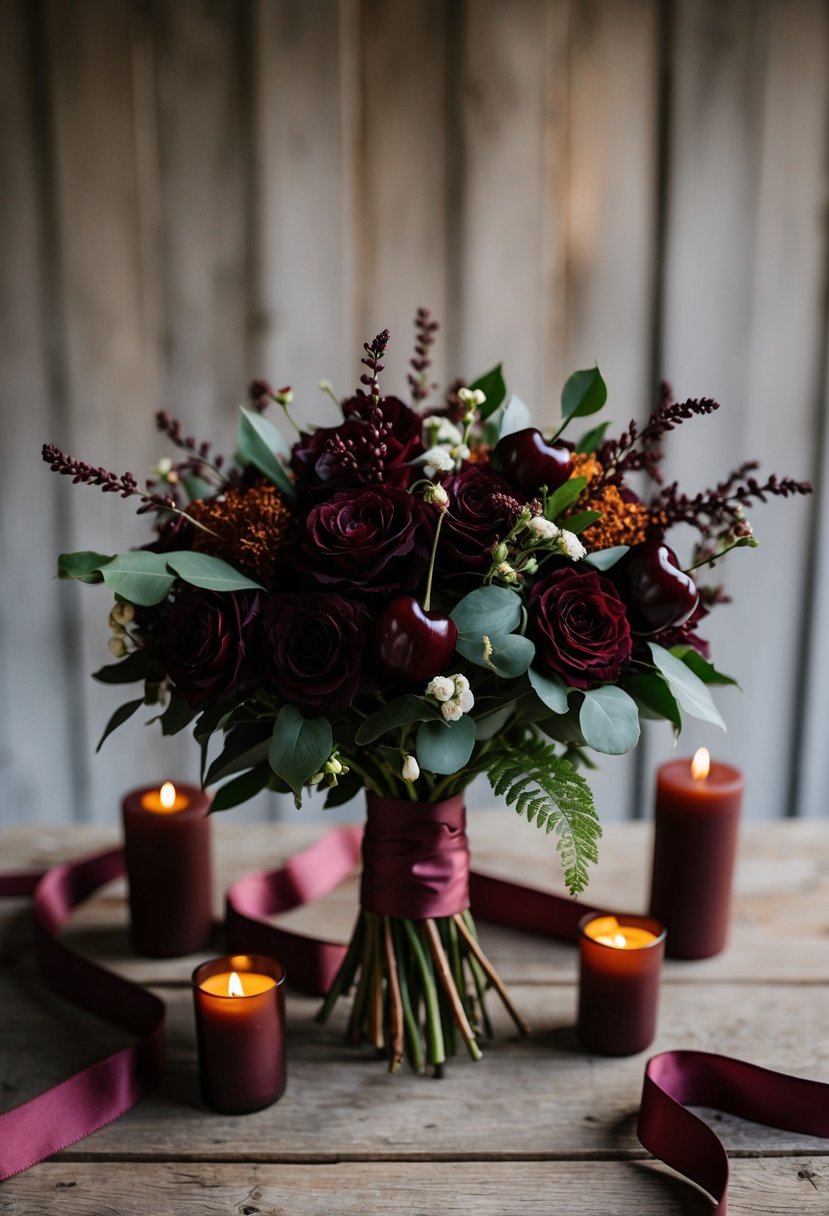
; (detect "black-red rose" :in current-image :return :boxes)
[528,567,632,688]
[290,396,423,495]
[438,465,526,571]
[289,486,434,597]
[260,592,369,711]
[164,587,261,709]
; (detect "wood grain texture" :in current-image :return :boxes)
[2,1159,827,1216]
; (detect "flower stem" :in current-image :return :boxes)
[392,919,425,1073]
[455,911,531,1037]
[424,918,482,1061]
[403,919,445,1071]
[383,915,404,1072]
[423,508,447,612]
[315,913,365,1024]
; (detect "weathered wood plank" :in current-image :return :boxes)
[2,1158,827,1216]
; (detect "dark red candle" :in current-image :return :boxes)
[649,750,745,959]
[192,954,286,1113]
[577,913,666,1056]
[121,781,213,957]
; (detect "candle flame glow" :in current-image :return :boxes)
[159,781,177,809]
[612,933,627,948]
[227,971,245,998]
[691,748,710,781]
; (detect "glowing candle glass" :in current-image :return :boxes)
[577,913,666,1056]
[649,749,745,959]
[192,954,287,1113]
[122,781,213,957]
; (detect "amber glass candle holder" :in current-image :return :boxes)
[192,954,287,1114]
[577,913,666,1056]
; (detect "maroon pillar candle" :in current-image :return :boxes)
[192,954,286,1113]
[649,752,745,959]
[577,913,665,1056]
[122,781,213,957]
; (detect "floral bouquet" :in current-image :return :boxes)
[44,312,809,1073]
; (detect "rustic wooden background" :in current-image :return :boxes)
[1,0,827,828]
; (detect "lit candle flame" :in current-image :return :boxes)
[159,781,177,809]
[612,933,627,948]
[691,748,710,781]
[227,971,245,998]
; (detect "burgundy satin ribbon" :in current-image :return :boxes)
[0,849,165,1182]
[2,829,829,1211]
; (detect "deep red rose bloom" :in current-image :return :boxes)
[260,592,369,711]
[290,486,434,597]
[164,587,261,709]
[438,465,526,571]
[290,396,423,495]
[528,567,632,689]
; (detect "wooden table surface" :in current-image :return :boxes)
[1,814,827,1215]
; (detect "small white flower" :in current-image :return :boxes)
[527,516,559,541]
[434,419,464,445]
[457,688,475,714]
[420,446,456,474]
[457,387,487,409]
[557,529,587,561]
[155,457,173,478]
[523,557,538,574]
[450,442,470,461]
[426,676,455,702]
[401,754,420,782]
[441,700,464,722]
[108,636,127,659]
[453,674,470,695]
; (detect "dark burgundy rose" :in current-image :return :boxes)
[528,567,633,689]
[290,396,423,495]
[438,465,526,571]
[260,592,369,711]
[164,587,261,709]
[288,486,434,597]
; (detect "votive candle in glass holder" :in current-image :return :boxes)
[577,913,666,1056]
[192,954,287,1113]
[121,781,213,957]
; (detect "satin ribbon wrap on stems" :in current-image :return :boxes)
[3,830,829,1210]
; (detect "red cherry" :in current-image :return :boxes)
[373,594,458,683]
[614,540,699,635]
[490,428,572,494]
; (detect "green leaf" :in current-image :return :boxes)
[545,477,586,520]
[562,510,602,535]
[486,633,535,678]
[579,686,641,755]
[576,420,610,455]
[561,366,607,422]
[584,545,628,571]
[92,651,165,684]
[324,767,363,808]
[158,696,198,737]
[209,765,272,813]
[237,408,296,497]
[164,551,264,594]
[474,703,516,741]
[268,705,333,797]
[415,714,476,775]
[96,697,144,752]
[624,672,682,730]
[355,695,443,746]
[450,585,522,642]
[57,551,113,584]
[672,648,739,687]
[497,393,532,438]
[469,364,507,419]
[193,703,234,744]
[528,667,569,714]
[100,551,176,606]
[486,737,601,896]
[648,642,726,732]
[205,731,271,786]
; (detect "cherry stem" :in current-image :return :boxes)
[423,507,447,612]
[684,536,755,574]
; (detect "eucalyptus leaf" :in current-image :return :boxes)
[268,705,333,797]
[415,714,476,775]
[528,667,569,714]
[165,551,264,594]
[561,366,607,422]
[209,765,272,813]
[100,551,175,606]
[545,477,586,521]
[624,672,682,730]
[648,642,726,731]
[576,420,610,455]
[474,703,516,741]
[497,393,532,438]
[468,364,507,419]
[579,685,641,755]
[205,733,272,786]
[355,695,443,746]
[450,585,523,641]
[673,648,739,688]
[584,545,629,571]
[237,408,296,497]
[486,633,535,678]
[57,550,113,584]
[96,697,144,752]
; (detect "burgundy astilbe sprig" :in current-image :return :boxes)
[408,308,440,405]
[359,329,390,401]
[248,379,275,412]
[155,410,228,486]
[597,387,721,486]
[654,466,812,539]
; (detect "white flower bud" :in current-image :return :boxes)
[108,636,127,659]
[523,557,539,574]
[435,419,464,445]
[110,601,135,627]
[324,756,343,775]
[492,541,509,562]
[155,457,173,478]
[426,676,455,702]
[401,754,420,782]
[457,386,486,409]
[428,484,449,507]
[441,700,464,722]
[453,674,470,695]
[457,688,475,714]
[274,386,294,406]
[557,530,587,561]
[420,446,456,473]
[450,443,470,461]
[527,516,559,541]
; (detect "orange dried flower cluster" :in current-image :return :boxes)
[567,453,663,549]
[189,480,291,585]
[570,453,602,486]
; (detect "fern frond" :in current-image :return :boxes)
[485,736,601,896]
